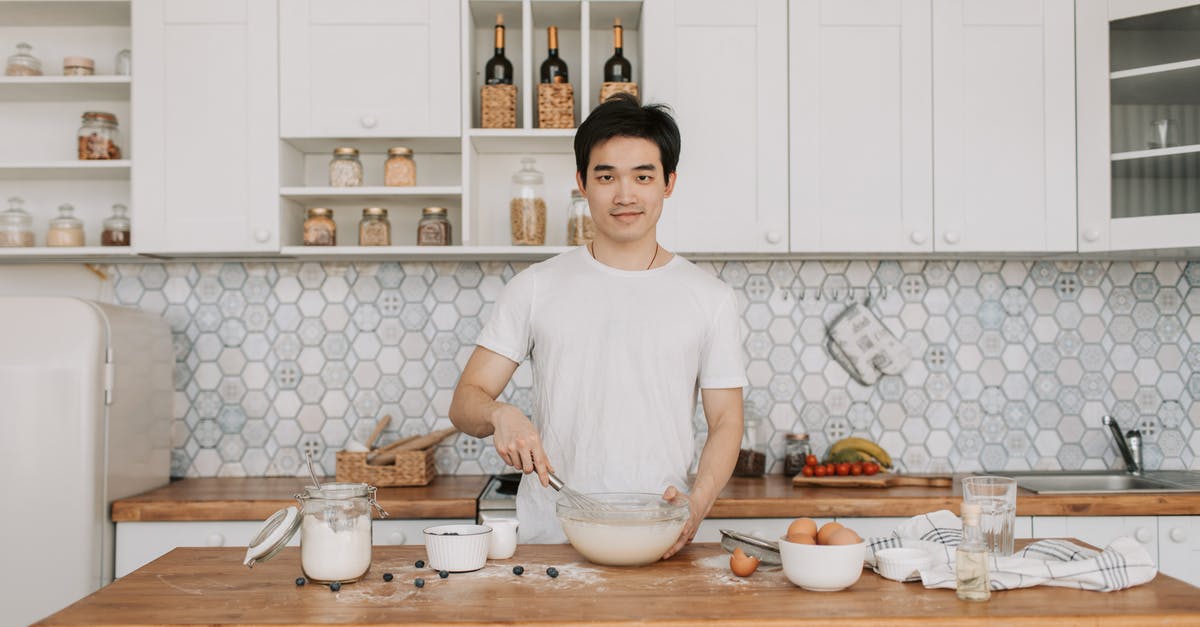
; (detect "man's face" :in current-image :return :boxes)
[575,136,676,246]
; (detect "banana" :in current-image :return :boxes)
[829,437,893,469]
[827,449,869,464]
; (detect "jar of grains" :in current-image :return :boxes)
[565,189,594,246]
[5,43,42,76]
[0,197,35,247]
[46,203,85,247]
[101,203,131,246]
[329,147,363,187]
[62,56,95,76]
[384,146,416,187]
[510,157,546,245]
[358,207,390,246]
[783,432,811,476]
[77,111,122,160]
[303,207,336,246]
[416,206,451,246]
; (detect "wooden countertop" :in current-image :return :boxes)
[36,544,1200,626]
[111,475,1200,522]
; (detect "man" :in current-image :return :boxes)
[449,94,745,559]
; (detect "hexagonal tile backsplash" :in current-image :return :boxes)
[109,259,1200,478]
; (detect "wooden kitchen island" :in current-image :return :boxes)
[36,544,1200,626]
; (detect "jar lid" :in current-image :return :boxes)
[570,189,583,199]
[306,207,333,217]
[388,146,413,157]
[422,206,447,215]
[362,207,387,216]
[103,203,130,230]
[511,156,544,185]
[49,203,82,229]
[333,147,359,156]
[786,432,809,441]
[244,505,301,568]
[63,56,94,68]
[1,197,32,228]
[82,111,118,124]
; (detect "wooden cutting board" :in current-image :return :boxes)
[792,472,953,488]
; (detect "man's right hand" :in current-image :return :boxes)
[490,405,553,487]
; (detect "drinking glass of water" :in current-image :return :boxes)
[961,476,1017,557]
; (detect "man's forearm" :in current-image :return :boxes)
[689,408,742,513]
[448,383,505,438]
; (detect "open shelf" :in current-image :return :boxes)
[0,246,136,262]
[280,244,571,261]
[0,76,130,101]
[467,128,575,153]
[0,160,130,180]
[280,186,463,205]
[1112,143,1200,162]
[1111,60,1200,104]
[0,1,130,26]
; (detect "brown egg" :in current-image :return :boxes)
[815,521,845,545]
[785,532,816,545]
[787,517,818,539]
[825,527,862,545]
[729,547,761,577]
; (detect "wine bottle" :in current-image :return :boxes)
[603,18,632,82]
[540,26,569,84]
[485,13,513,85]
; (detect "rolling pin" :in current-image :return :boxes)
[368,427,459,465]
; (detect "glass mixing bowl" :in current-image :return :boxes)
[556,492,689,566]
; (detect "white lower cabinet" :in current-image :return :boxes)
[1028,515,1200,585]
[1157,516,1200,588]
[695,517,835,543]
[115,519,468,578]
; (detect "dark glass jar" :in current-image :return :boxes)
[784,432,811,476]
[416,206,451,246]
[101,203,131,246]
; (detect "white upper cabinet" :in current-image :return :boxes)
[933,0,1076,253]
[789,0,933,253]
[279,0,460,138]
[132,0,280,253]
[641,0,788,254]
[1077,0,1200,252]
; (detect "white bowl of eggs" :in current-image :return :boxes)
[778,518,866,592]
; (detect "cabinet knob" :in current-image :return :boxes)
[205,532,225,547]
[1082,228,1100,242]
[388,530,406,545]
[361,115,378,129]
[1134,527,1153,544]
[942,230,960,245]
[910,231,927,245]
[765,231,782,245]
[1170,527,1187,543]
[253,227,271,243]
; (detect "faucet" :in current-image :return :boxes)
[1102,415,1142,475]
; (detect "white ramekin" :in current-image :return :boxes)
[423,524,491,572]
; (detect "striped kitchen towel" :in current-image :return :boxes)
[863,509,1158,592]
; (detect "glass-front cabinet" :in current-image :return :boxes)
[1078,0,1200,252]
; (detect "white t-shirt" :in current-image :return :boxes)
[476,246,747,543]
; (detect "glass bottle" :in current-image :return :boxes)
[510,157,546,245]
[329,147,363,187]
[101,203,131,246]
[384,146,416,187]
[734,401,767,477]
[0,196,35,247]
[484,13,513,85]
[416,206,451,246]
[5,42,42,76]
[358,207,391,246]
[540,26,569,84]
[565,189,593,246]
[784,432,811,476]
[302,207,336,246]
[46,203,85,247]
[956,501,991,602]
[603,19,632,83]
[77,111,122,160]
[114,49,132,76]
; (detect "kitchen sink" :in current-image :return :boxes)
[985,470,1200,494]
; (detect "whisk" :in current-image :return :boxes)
[548,472,616,512]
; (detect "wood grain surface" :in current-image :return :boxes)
[791,473,954,488]
[36,544,1200,626]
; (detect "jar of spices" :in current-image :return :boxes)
[62,56,95,76]
[46,203,85,247]
[510,157,546,245]
[5,42,42,76]
[733,401,767,477]
[101,203,131,246]
[384,146,416,187]
[0,197,35,247]
[77,111,122,160]
[784,432,811,476]
[358,207,390,246]
[565,189,594,246]
[416,206,451,246]
[329,147,363,187]
[302,207,336,246]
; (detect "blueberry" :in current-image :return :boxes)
[382,573,393,582]
[415,560,425,568]
[546,567,559,578]
[512,565,524,576]
[414,578,425,588]
[329,582,341,592]
[438,570,449,579]
[295,577,306,586]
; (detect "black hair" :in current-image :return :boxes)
[573,93,681,188]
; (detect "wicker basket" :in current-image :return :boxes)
[599,81,639,104]
[537,83,575,129]
[481,84,517,129]
[335,449,436,487]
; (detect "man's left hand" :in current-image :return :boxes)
[660,485,708,560]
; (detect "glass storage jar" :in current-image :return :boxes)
[62,56,94,76]
[416,206,451,246]
[384,146,416,187]
[0,197,35,247]
[510,157,546,245]
[6,43,42,76]
[114,49,131,76]
[303,207,336,246]
[77,111,122,160]
[733,401,767,477]
[358,207,390,246]
[101,203,130,246]
[783,432,811,476]
[329,147,363,187]
[46,203,85,247]
[565,189,594,246]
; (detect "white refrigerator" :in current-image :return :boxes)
[0,297,174,626]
